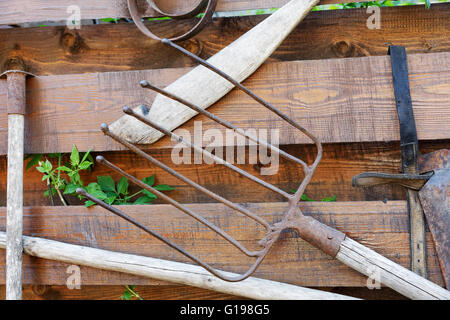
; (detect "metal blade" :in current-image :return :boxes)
[418,149,450,288]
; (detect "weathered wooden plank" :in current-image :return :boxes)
[0,284,246,300]
[0,52,449,155]
[0,201,445,286]
[0,285,407,300]
[2,140,448,207]
[1,5,449,76]
[0,0,374,25]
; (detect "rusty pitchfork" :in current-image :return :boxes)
[77,39,450,300]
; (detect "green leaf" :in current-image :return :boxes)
[84,200,96,207]
[142,189,157,200]
[41,174,50,181]
[80,149,92,164]
[120,290,131,300]
[116,177,129,195]
[142,175,155,187]
[70,145,80,167]
[43,159,53,172]
[301,194,315,202]
[154,184,175,191]
[78,161,93,170]
[57,166,73,172]
[70,172,82,185]
[97,176,116,193]
[133,195,154,205]
[26,154,42,170]
[64,183,79,195]
[104,194,117,205]
[321,195,337,202]
[87,182,107,200]
[101,17,119,23]
[36,166,46,173]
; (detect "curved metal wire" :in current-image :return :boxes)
[127,0,218,42]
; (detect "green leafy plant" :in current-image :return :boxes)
[84,174,175,207]
[289,189,337,202]
[120,285,143,300]
[28,145,94,205]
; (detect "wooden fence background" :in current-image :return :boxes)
[0,0,449,299]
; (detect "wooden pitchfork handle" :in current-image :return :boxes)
[280,215,450,300]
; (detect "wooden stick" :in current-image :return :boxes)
[0,232,357,300]
[336,237,450,300]
[3,71,27,300]
[110,0,319,144]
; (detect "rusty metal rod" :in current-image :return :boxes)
[101,123,276,229]
[139,80,309,172]
[122,106,292,199]
[94,154,270,257]
[161,39,323,157]
[76,187,267,282]
[159,38,322,207]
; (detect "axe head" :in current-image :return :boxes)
[418,149,450,288]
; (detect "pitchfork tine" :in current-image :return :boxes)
[76,187,266,282]
[94,155,266,257]
[139,80,309,172]
[121,107,292,199]
[100,123,271,230]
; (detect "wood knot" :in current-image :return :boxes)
[60,30,87,55]
[32,284,51,296]
[180,39,203,58]
[3,56,27,72]
[331,40,369,58]
[331,40,355,58]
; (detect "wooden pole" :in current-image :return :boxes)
[2,70,28,300]
[336,237,450,300]
[0,232,357,300]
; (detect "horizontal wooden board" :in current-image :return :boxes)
[2,140,448,207]
[0,201,445,287]
[0,52,449,155]
[0,284,245,300]
[0,0,374,25]
[1,5,448,76]
[0,285,407,300]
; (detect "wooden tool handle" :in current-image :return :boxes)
[5,71,27,300]
[0,232,358,300]
[336,237,450,300]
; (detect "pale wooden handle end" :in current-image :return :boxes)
[337,237,450,300]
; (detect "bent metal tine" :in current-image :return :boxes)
[121,107,291,199]
[139,78,308,171]
[100,124,271,230]
[161,39,323,154]
[139,80,309,172]
[76,188,267,282]
[94,155,265,257]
